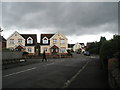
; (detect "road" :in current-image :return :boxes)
[2,54,108,88]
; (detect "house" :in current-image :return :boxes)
[6,31,37,55]
[79,43,85,48]
[40,32,68,55]
[0,36,6,49]
[2,36,6,48]
[73,42,85,53]
[86,42,94,50]
[73,42,81,52]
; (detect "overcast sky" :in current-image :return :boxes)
[1,2,118,44]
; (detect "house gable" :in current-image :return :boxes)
[7,31,25,41]
[27,37,33,44]
[50,32,68,40]
[21,34,37,46]
[40,34,54,45]
[6,31,25,48]
[42,37,49,44]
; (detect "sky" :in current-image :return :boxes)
[0,1,119,45]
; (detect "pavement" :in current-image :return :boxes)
[2,54,108,88]
[67,57,108,88]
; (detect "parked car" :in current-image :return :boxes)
[84,51,91,56]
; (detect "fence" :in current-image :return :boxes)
[2,51,23,60]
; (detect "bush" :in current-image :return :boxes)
[100,35,120,70]
[100,41,114,61]
[67,49,73,56]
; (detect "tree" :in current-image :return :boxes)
[99,35,120,69]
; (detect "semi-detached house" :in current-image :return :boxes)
[40,32,68,55]
[6,31,37,55]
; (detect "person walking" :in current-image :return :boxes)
[42,50,47,62]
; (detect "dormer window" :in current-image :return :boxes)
[42,37,48,44]
[27,37,33,44]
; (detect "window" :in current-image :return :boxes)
[10,39,14,44]
[10,48,14,51]
[60,48,65,53]
[18,39,22,43]
[60,39,65,44]
[51,49,54,52]
[56,49,58,52]
[43,37,48,44]
[27,37,33,44]
[53,39,57,44]
[52,48,58,52]
[28,48,32,52]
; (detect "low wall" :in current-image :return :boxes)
[108,58,120,88]
[2,51,23,60]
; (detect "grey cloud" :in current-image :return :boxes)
[2,2,118,36]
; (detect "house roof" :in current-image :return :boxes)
[50,45,59,49]
[40,34,54,45]
[41,34,54,39]
[79,43,85,45]
[86,42,94,46]
[2,36,6,42]
[68,44,75,48]
[15,45,24,49]
[50,32,68,40]
[21,34,37,46]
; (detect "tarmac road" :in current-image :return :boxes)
[2,54,108,88]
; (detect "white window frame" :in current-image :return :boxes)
[28,48,32,52]
[42,37,48,44]
[18,39,22,43]
[56,49,58,52]
[10,39,14,44]
[60,39,65,44]
[60,48,65,53]
[51,48,54,52]
[53,39,57,44]
[27,37,33,44]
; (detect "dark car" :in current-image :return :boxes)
[84,51,90,56]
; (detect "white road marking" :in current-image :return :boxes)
[62,61,89,88]
[2,67,36,78]
[90,56,96,58]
